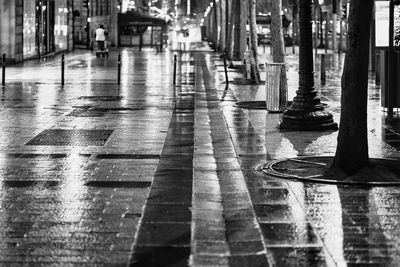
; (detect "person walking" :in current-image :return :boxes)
[95,25,107,52]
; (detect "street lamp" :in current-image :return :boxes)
[317,0,325,48]
[279,0,337,131]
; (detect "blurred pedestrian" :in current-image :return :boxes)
[95,25,107,51]
[155,34,160,54]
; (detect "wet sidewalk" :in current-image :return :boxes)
[0,47,175,265]
[1,42,400,267]
[212,46,400,266]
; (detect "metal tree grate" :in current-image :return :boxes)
[26,129,113,146]
[78,96,123,101]
[67,109,106,117]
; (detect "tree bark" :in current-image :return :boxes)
[225,0,230,51]
[293,1,299,45]
[333,0,374,175]
[249,0,261,83]
[271,0,288,109]
[219,0,226,51]
[332,0,337,52]
[233,0,247,60]
[271,0,285,63]
[213,0,219,51]
[226,0,235,60]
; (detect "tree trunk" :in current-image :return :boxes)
[219,0,226,52]
[338,0,343,52]
[292,1,299,45]
[332,0,374,175]
[249,0,261,83]
[332,0,337,52]
[271,0,285,63]
[213,0,219,51]
[225,0,230,51]
[271,0,288,109]
[233,0,247,60]
[226,0,236,60]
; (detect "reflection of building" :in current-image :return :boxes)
[0,0,73,63]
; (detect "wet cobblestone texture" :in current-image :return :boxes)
[2,33,400,266]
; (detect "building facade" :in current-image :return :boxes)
[0,0,118,63]
[0,0,74,63]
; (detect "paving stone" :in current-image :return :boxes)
[267,247,330,267]
[260,222,321,246]
[193,240,229,255]
[190,254,229,266]
[141,204,191,223]
[228,241,266,255]
[228,254,270,267]
[135,222,191,246]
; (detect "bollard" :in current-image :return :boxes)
[118,54,121,85]
[321,54,326,85]
[2,54,5,86]
[61,53,65,86]
[173,54,177,87]
[376,53,380,86]
[292,42,295,54]
[222,52,229,86]
[263,43,266,54]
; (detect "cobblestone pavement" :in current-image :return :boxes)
[2,36,400,266]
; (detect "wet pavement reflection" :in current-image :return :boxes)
[2,34,400,266]
[0,48,174,265]
[221,47,400,265]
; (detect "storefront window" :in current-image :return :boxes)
[54,0,68,51]
[23,1,37,57]
[0,0,16,58]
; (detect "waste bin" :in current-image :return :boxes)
[244,50,251,80]
[265,63,287,112]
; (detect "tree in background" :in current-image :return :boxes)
[270,0,288,110]
[270,0,286,63]
[248,0,261,83]
[219,0,227,51]
[226,0,236,60]
[232,0,248,60]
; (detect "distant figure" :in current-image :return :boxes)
[154,34,160,54]
[95,25,107,51]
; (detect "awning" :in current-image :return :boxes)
[118,11,166,26]
[256,14,291,28]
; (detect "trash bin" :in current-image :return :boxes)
[244,50,251,80]
[265,63,287,112]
